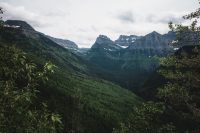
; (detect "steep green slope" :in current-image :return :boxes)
[0,24,140,133]
[87,48,159,90]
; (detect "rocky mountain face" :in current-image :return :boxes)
[91,35,121,51]
[88,31,175,57]
[126,31,175,56]
[46,36,78,50]
[90,31,175,55]
[115,35,141,48]
[128,31,173,50]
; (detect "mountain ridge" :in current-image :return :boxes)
[91,35,121,50]
[46,35,78,50]
[115,35,141,48]
[4,20,35,31]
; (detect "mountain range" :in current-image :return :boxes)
[84,31,175,92]
[3,20,178,93]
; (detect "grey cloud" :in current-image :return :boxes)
[117,11,135,23]
[146,13,185,24]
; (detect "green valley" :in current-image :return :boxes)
[0,1,200,132]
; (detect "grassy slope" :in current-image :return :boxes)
[0,27,140,133]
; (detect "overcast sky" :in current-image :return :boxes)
[0,0,199,48]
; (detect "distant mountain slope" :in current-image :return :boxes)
[91,35,121,50]
[87,35,123,73]
[85,31,176,92]
[115,35,141,48]
[3,20,89,74]
[127,31,174,55]
[46,35,78,50]
[0,20,140,133]
[4,20,35,31]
